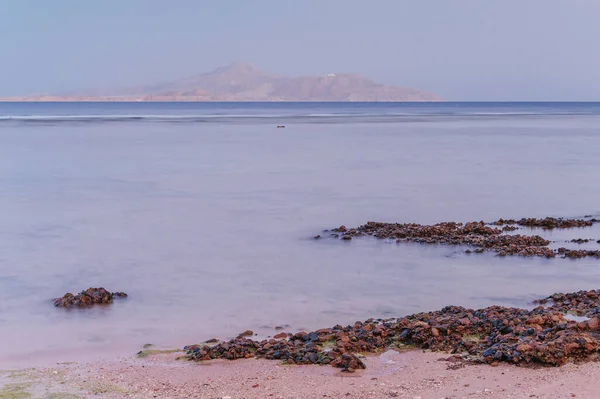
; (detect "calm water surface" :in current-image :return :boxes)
[1,102,600,367]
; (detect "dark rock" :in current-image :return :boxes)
[53,287,127,308]
[307,332,319,342]
[327,217,600,259]
[483,348,495,357]
[561,249,600,259]
[501,217,594,229]
[184,289,600,370]
[571,238,589,244]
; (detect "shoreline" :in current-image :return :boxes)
[4,215,600,395]
[4,287,600,398]
[5,350,600,398]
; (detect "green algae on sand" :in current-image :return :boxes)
[136,348,182,358]
[0,383,32,399]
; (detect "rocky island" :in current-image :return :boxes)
[0,62,441,103]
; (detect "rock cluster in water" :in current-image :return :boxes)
[184,289,600,371]
[53,287,128,307]
[534,290,600,317]
[493,217,596,229]
[556,248,600,259]
[325,217,599,259]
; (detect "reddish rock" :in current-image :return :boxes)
[184,289,600,370]
[329,217,600,259]
[513,217,593,229]
[53,287,127,308]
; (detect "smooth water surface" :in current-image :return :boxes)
[1,102,600,367]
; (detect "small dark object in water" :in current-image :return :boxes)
[277,125,285,128]
[571,238,590,244]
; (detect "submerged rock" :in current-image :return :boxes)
[561,249,600,259]
[53,287,128,307]
[571,238,590,244]
[493,217,594,229]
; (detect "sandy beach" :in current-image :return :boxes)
[4,1,600,397]
[4,350,600,399]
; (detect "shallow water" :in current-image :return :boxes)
[1,102,600,367]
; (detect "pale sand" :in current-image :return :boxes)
[5,350,600,399]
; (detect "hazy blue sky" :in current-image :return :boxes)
[1,0,600,100]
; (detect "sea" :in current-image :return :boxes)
[1,102,600,368]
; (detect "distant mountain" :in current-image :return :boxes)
[1,63,442,102]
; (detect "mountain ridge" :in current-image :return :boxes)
[1,62,442,102]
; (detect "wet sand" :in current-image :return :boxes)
[5,350,600,399]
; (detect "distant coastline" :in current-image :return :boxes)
[0,62,442,102]
[0,97,444,103]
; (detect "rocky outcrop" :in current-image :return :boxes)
[184,289,600,371]
[327,217,599,258]
[493,217,596,229]
[53,287,128,307]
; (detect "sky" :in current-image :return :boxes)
[1,0,600,100]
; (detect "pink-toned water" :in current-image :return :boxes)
[1,102,600,368]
